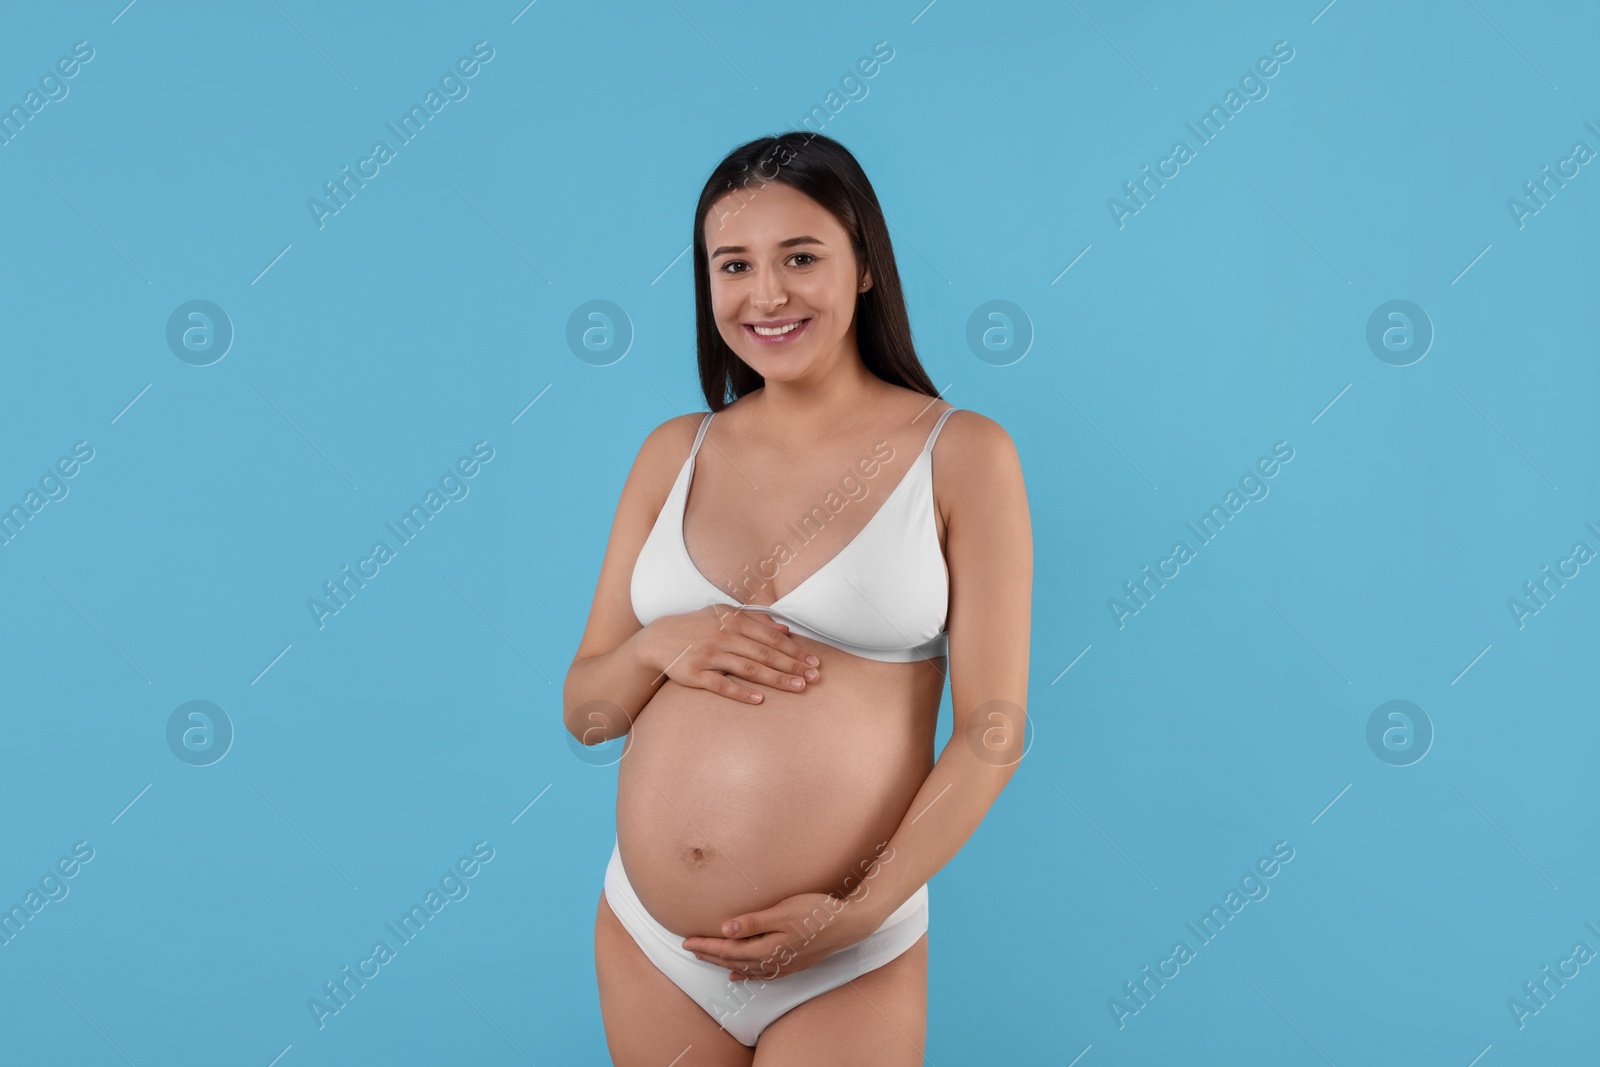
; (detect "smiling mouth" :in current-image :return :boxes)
[744,318,811,345]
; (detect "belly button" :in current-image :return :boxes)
[682,844,711,868]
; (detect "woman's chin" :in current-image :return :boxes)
[749,362,810,381]
[737,354,814,381]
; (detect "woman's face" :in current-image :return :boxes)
[704,181,871,385]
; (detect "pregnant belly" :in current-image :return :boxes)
[616,645,943,938]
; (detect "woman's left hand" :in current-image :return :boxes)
[681,891,876,982]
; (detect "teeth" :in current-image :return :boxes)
[752,320,804,336]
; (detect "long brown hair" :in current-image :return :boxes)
[691,132,940,411]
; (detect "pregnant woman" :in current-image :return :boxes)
[564,132,1033,1065]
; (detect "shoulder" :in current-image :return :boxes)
[930,407,1027,515]
[639,410,710,456]
[624,411,710,502]
[933,407,1021,471]
[882,387,1013,455]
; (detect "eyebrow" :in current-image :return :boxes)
[709,235,827,258]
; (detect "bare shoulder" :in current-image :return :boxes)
[624,412,710,509]
[639,410,708,458]
[932,407,1023,476]
[930,407,1028,520]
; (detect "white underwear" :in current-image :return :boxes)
[602,838,929,1047]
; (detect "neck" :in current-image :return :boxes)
[750,350,888,441]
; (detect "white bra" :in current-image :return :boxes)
[630,407,959,662]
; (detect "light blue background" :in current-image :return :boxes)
[1,0,1596,1063]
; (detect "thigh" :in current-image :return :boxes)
[752,932,929,1066]
[594,890,755,1067]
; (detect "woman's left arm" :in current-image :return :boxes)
[852,410,1033,929]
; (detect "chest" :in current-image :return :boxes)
[681,437,943,607]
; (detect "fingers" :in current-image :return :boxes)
[683,924,774,956]
[696,669,765,705]
[709,957,777,979]
[726,608,818,663]
[690,607,821,703]
[711,641,813,694]
[735,620,820,678]
[683,939,786,973]
[696,952,791,981]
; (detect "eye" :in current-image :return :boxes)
[716,253,816,275]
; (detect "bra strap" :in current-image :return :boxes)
[690,412,714,458]
[922,407,958,454]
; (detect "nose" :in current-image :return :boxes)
[752,269,787,311]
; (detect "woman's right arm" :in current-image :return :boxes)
[562,415,820,746]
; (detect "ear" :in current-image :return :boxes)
[859,267,873,293]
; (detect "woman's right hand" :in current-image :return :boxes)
[638,606,821,704]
